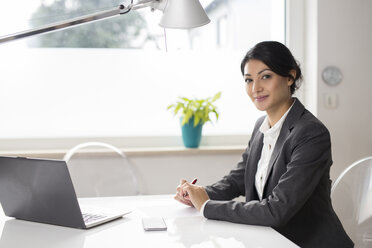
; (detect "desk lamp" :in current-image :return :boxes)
[0,0,210,44]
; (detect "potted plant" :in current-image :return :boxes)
[167,92,221,148]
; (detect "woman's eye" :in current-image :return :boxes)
[262,74,271,80]
[245,78,253,83]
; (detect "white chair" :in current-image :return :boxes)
[331,156,372,247]
[64,142,140,197]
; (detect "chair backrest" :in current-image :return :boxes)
[63,142,140,197]
[331,156,372,247]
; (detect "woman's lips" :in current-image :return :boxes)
[255,95,268,102]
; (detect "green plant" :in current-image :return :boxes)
[167,92,221,127]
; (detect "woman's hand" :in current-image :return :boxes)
[174,179,210,211]
[174,179,194,207]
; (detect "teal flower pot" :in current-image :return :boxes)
[181,116,203,148]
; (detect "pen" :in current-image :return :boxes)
[183,178,197,197]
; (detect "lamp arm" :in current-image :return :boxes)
[0,0,163,45]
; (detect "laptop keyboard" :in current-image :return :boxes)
[82,213,107,224]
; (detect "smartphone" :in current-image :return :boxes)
[142,217,167,231]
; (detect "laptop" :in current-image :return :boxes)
[0,156,131,229]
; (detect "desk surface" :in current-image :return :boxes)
[0,195,298,248]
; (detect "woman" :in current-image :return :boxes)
[174,41,353,248]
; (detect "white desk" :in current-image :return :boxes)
[0,195,298,248]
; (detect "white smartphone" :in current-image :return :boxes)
[142,217,167,231]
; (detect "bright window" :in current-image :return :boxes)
[0,0,285,146]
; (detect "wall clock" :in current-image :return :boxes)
[322,66,342,86]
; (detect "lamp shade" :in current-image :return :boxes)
[159,0,210,29]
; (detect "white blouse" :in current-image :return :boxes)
[255,102,294,200]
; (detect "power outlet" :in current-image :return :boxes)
[324,94,338,109]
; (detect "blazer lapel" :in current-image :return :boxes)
[262,98,305,193]
[263,127,290,189]
[245,131,263,201]
[248,132,264,177]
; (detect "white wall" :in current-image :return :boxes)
[315,0,372,179]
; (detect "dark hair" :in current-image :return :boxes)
[240,41,302,95]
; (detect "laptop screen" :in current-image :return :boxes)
[0,156,85,228]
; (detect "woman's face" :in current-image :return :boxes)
[243,59,294,114]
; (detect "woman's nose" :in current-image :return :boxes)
[252,80,263,93]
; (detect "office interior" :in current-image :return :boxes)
[0,0,371,247]
[0,0,370,196]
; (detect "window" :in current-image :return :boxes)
[0,0,285,149]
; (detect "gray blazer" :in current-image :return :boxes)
[204,99,353,248]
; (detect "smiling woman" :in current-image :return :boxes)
[175,41,354,248]
[0,0,285,150]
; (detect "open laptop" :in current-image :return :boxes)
[0,156,131,229]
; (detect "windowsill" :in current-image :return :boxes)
[0,145,246,159]
[0,135,250,159]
